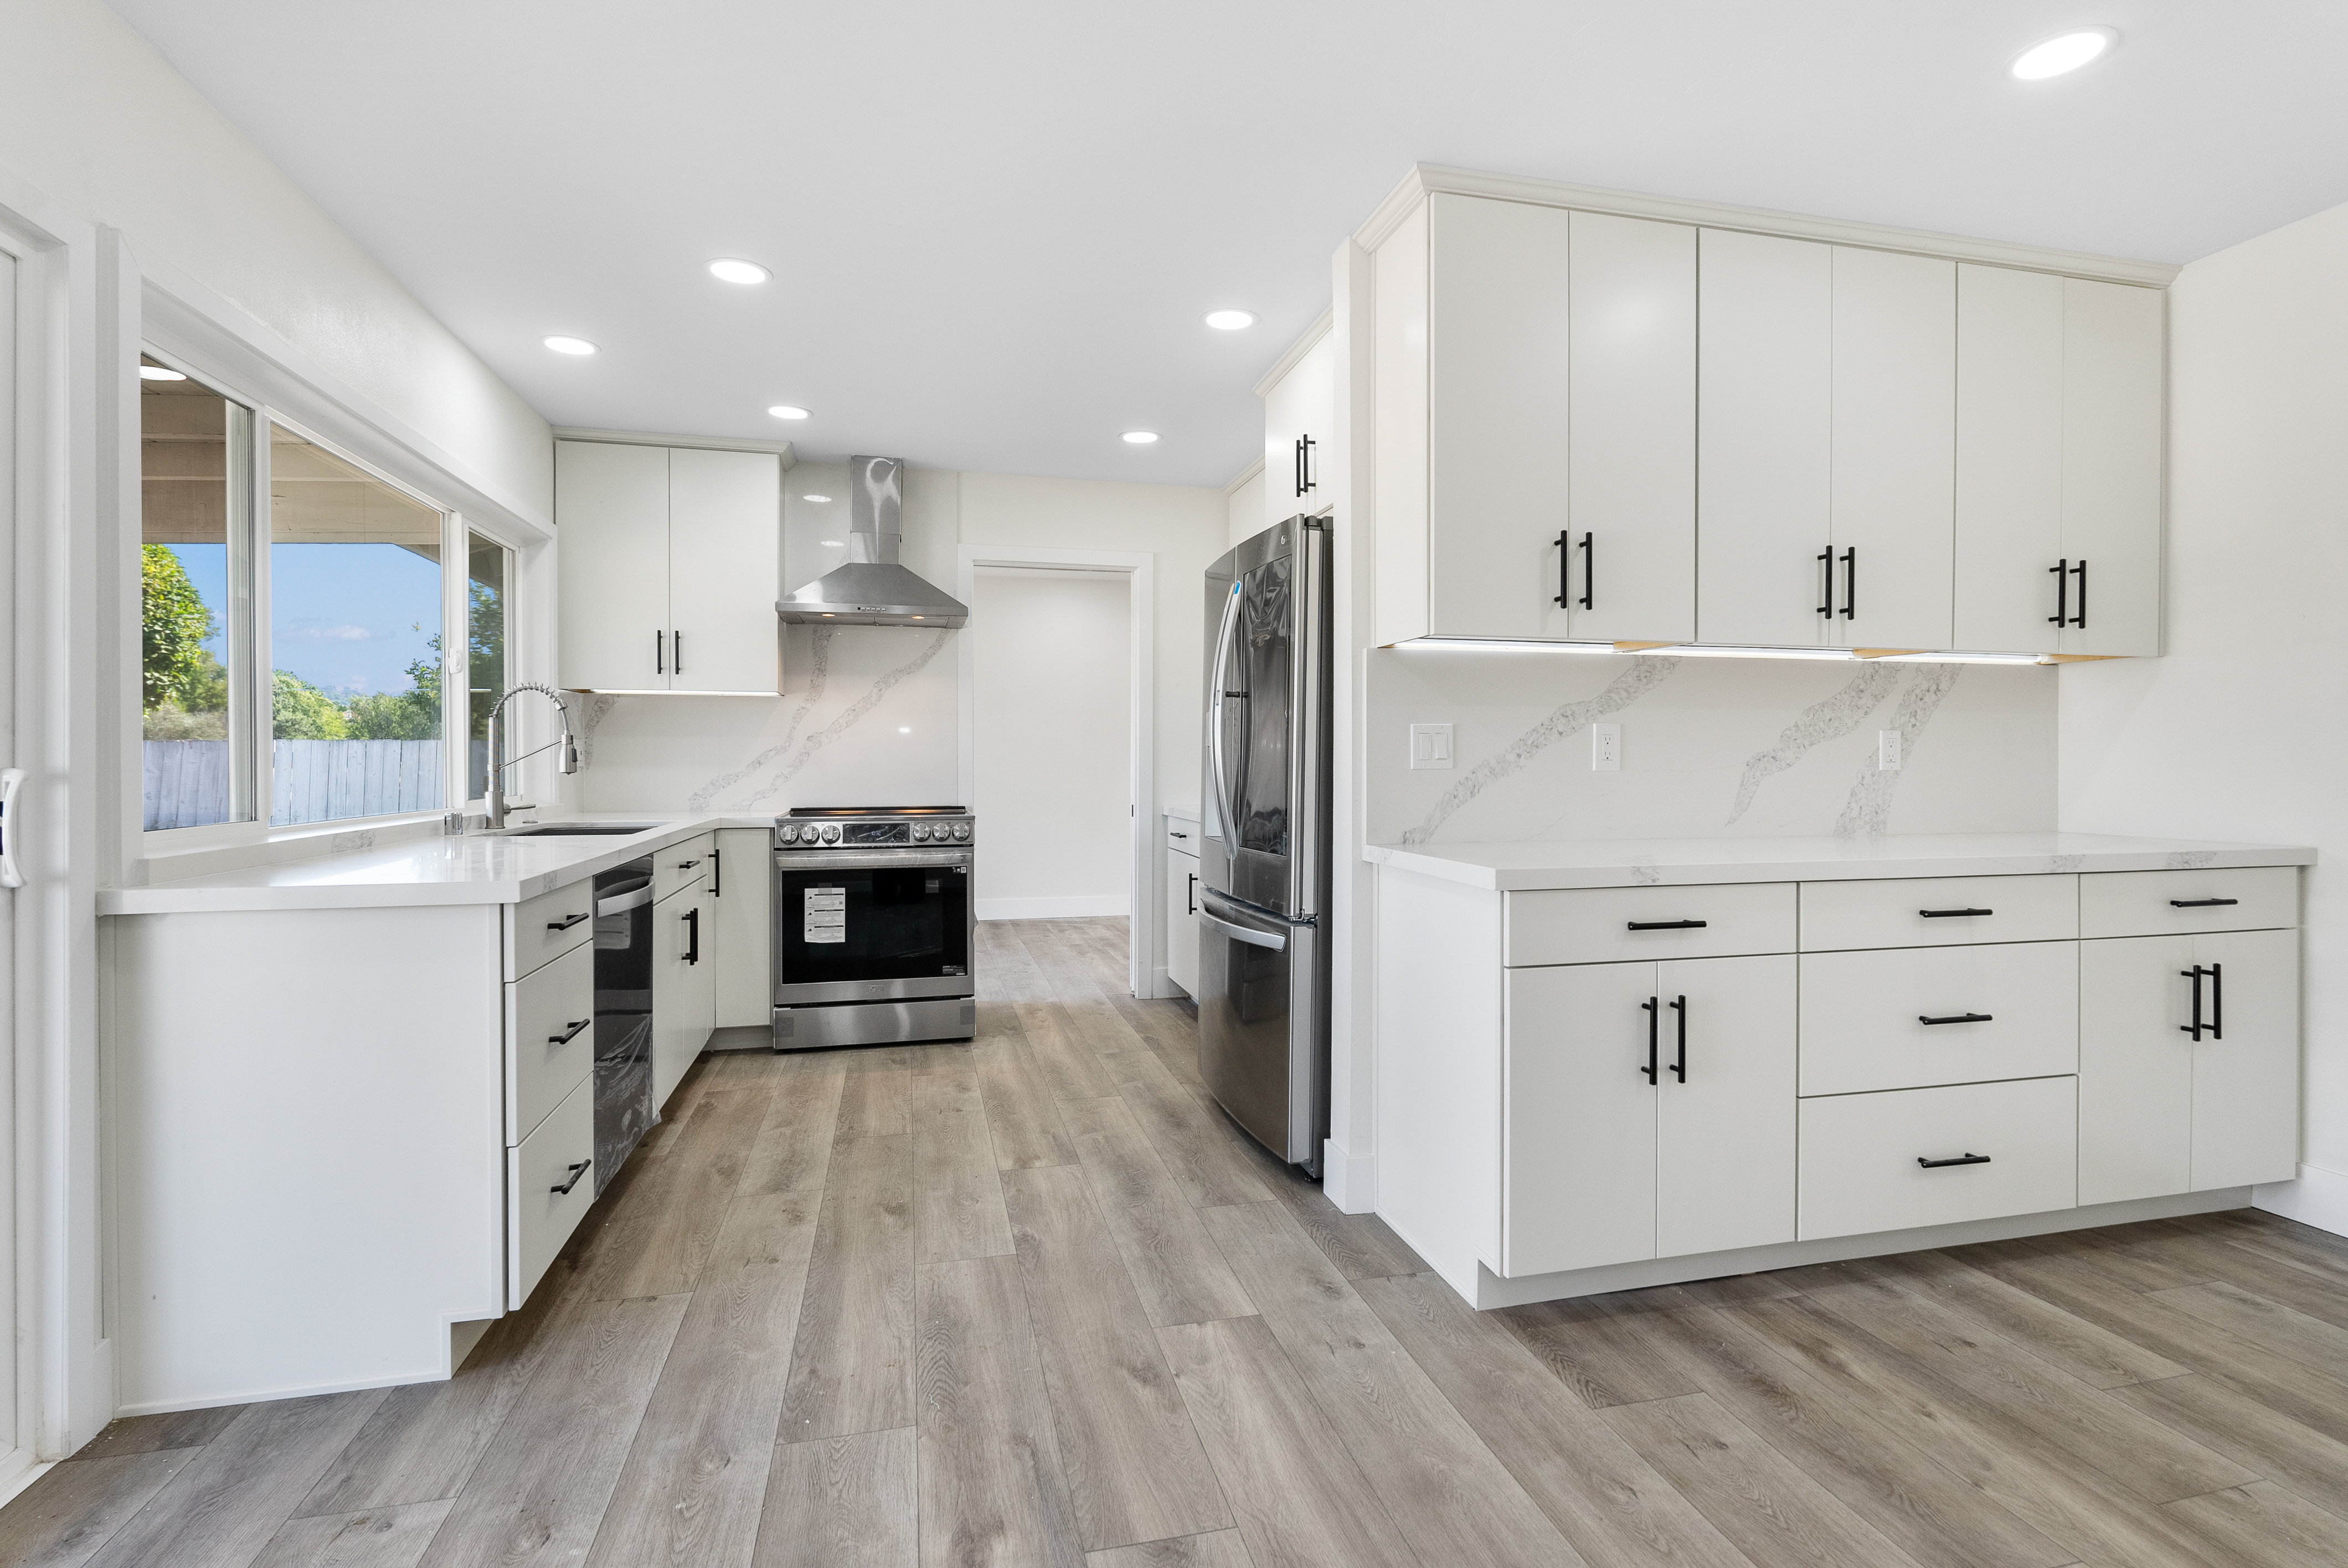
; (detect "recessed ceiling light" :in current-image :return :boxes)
[2010,28,2116,80]
[1122,431,1160,444]
[543,336,598,355]
[768,405,810,420]
[708,258,770,285]
[1204,309,1256,331]
[802,494,832,503]
[138,365,188,381]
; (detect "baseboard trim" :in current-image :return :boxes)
[1320,1141,1376,1214]
[0,1455,52,1509]
[1461,1185,2256,1309]
[2254,1162,2348,1239]
[975,895,1129,921]
[116,1360,456,1417]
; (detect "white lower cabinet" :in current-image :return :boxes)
[1799,1076,2077,1240]
[653,873,715,1106]
[1166,847,1201,997]
[711,827,774,1028]
[509,1072,596,1307]
[2079,928,2300,1205]
[1505,954,1794,1276]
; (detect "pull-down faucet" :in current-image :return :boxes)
[483,683,580,830]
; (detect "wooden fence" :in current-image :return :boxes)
[142,739,445,829]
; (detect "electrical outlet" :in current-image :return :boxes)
[1408,723,1454,770]
[1592,723,1622,771]
[1878,730,1903,771]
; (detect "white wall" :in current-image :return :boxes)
[0,0,551,515]
[969,569,1131,919]
[2058,197,2348,1228]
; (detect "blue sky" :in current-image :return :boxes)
[167,542,441,697]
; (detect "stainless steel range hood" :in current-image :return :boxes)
[777,456,969,628]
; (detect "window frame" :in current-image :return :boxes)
[137,355,493,852]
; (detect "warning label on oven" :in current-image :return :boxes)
[804,886,847,943]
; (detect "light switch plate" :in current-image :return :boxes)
[1408,723,1454,770]
[1878,730,1903,771]
[1592,723,1622,771]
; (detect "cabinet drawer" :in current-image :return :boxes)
[655,833,715,902]
[506,940,596,1146]
[1800,875,2075,951]
[508,1072,596,1308]
[2079,866,2298,938]
[1506,883,1794,967]
[1800,942,2077,1096]
[1798,1076,2076,1241]
[1164,818,1203,855]
[505,879,598,979]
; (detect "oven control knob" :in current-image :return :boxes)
[778,823,798,843]
[912,823,931,841]
[952,822,971,842]
[820,824,841,844]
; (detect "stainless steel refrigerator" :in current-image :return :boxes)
[1198,515,1331,1175]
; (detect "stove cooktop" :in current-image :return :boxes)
[777,806,974,846]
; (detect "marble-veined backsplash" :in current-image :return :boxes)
[1368,648,2054,845]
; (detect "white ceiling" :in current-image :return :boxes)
[105,1,2348,487]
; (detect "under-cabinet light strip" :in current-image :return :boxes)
[1394,638,2056,666]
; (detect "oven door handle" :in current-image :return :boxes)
[773,848,972,870]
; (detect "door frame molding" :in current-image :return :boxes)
[954,545,1160,999]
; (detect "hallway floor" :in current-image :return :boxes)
[8,917,2348,1567]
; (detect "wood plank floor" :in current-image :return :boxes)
[12,916,2348,1567]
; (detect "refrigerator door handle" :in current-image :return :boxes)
[1200,907,1287,951]
[1207,582,1244,840]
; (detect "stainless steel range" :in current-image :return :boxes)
[771,806,977,1050]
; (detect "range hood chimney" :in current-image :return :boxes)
[776,456,970,628]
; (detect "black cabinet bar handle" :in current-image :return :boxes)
[2050,559,2069,626]
[1840,547,1857,620]
[1919,907,1994,919]
[1670,995,1687,1082]
[684,906,701,966]
[1817,546,1834,617]
[550,1158,592,1195]
[1918,1153,1991,1169]
[675,858,703,871]
[1641,997,1659,1085]
[2171,898,2239,908]
[550,1017,592,1045]
[2180,963,2225,1041]
[1628,919,1708,931]
[2071,560,2087,628]
[1186,873,1197,915]
[1578,532,1594,611]
[1919,1012,1994,1026]
[673,630,683,674]
[1554,530,1572,609]
[655,629,664,674]
[547,911,590,931]
[712,849,722,896]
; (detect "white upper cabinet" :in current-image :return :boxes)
[557,440,782,693]
[1369,189,2164,657]
[1261,329,1334,530]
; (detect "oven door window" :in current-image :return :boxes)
[776,864,969,983]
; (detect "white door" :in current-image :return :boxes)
[652,882,710,1106]
[1262,332,1334,530]
[1655,955,1796,1257]
[710,827,774,1029]
[1165,848,1200,996]
[1504,961,1659,1275]
[2079,934,2195,1204]
[1426,193,1572,641]
[1566,211,1696,643]
[1696,229,1833,646]
[2189,929,2299,1190]
[1953,264,2066,654]
[2060,278,2164,657]
[667,448,781,694]
[557,441,671,690]
[1829,247,1954,650]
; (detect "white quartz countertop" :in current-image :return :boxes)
[1164,802,1201,822]
[100,814,773,915]
[1364,832,2316,892]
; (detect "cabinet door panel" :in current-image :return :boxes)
[1656,955,1795,1257]
[1505,962,1657,1275]
[2062,279,2164,657]
[1697,229,1832,646]
[557,441,670,690]
[1166,848,1201,996]
[711,828,774,1029]
[667,448,781,693]
[653,881,709,1107]
[1567,212,1696,643]
[2078,935,2194,1204]
[1427,193,1572,640]
[2190,929,2299,1190]
[1800,941,2078,1097]
[1264,332,1334,529]
[1954,264,2065,654]
[1831,247,1954,650]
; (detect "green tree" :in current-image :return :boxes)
[271,670,349,739]
[141,544,217,711]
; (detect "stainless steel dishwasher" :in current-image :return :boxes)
[591,857,656,1193]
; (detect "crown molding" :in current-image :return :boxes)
[553,426,799,463]
[1252,306,1335,398]
[1221,454,1265,497]
[1354,164,2179,288]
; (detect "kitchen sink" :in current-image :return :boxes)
[496,823,668,837]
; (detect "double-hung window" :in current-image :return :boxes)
[138,351,514,837]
